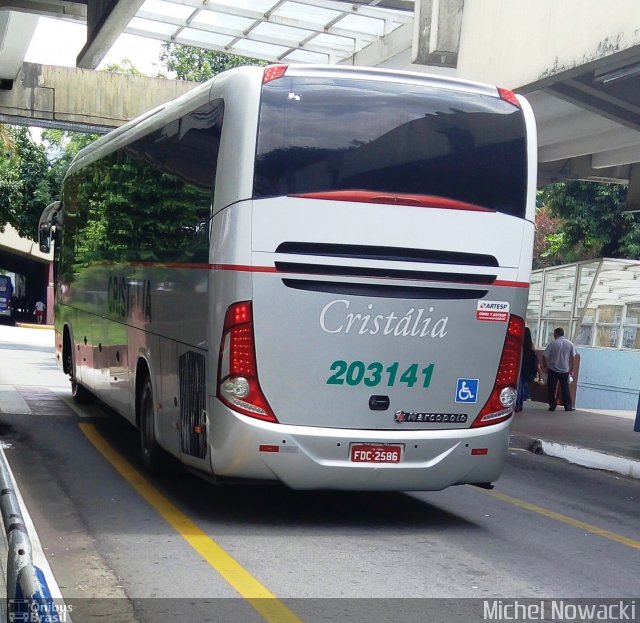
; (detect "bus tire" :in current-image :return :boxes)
[138,375,173,475]
[71,378,94,404]
[66,333,94,404]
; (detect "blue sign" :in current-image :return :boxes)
[455,378,479,404]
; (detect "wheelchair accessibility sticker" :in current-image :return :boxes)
[455,378,479,403]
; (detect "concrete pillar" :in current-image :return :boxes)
[412,0,463,67]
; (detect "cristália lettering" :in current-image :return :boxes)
[319,299,448,338]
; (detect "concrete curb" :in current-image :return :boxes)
[510,434,640,480]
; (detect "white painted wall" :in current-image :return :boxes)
[455,0,640,89]
[377,47,456,76]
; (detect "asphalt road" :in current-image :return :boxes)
[0,325,638,622]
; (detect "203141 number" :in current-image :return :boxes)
[327,360,435,388]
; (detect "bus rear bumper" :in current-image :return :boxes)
[210,405,512,491]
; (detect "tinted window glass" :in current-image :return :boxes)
[61,99,223,279]
[255,77,527,217]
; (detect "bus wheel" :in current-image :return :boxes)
[138,376,172,474]
[67,340,94,404]
[71,377,94,404]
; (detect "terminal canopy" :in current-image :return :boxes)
[125,0,413,65]
[527,259,640,350]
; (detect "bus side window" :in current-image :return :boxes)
[116,99,224,264]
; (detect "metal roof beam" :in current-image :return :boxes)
[168,0,377,43]
[290,0,412,23]
[183,36,283,63]
[135,9,352,58]
[124,29,285,64]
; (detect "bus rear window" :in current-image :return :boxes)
[254,77,527,217]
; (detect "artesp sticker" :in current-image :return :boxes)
[477,300,509,322]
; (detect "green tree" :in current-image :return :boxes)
[533,204,566,268]
[13,127,51,239]
[0,126,97,241]
[0,125,52,239]
[0,124,15,153]
[160,43,266,82]
[42,130,99,201]
[103,58,144,76]
[539,181,640,261]
[0,126,21,229]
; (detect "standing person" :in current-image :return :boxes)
[542,327,576,412]
[515,327,540,412]
[34,299,46,324]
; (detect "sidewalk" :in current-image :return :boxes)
[510,400,640,479]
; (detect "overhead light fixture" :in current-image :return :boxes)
[593,63,640,85]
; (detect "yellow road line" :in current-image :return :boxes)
[79,423,302,623]
[483,488,640,551]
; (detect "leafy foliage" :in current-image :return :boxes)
[533,204,566,268]
[538,181,640,263]
[0,126,52,239]
[0,126,99,241]
[160,43,266,82]
[42,130,99,201]
[60,137,212,286]
[0,124,15,153]
[103,58,145,76]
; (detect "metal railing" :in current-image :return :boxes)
[0,448,57,622]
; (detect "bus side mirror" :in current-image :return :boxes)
[39,224,51,253]
[38,201,61,253]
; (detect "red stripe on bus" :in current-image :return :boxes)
[212,264,278,273]
[121,262,529,288]
[493,280,529,288]
[125,262,277,272]
[129,262,211,269]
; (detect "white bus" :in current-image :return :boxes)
[40,64,537,490]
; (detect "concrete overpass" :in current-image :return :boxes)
[0,62,197,132]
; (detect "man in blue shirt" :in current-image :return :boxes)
[543,327,577,412]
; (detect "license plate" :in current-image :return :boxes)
[350,444,402,463]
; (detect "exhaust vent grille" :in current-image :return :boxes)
[179,350,207,459]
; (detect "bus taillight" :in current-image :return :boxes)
[472,314,524,428]
[217,301,277,422]
[263,64,288,84]
[497,87,521,108]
